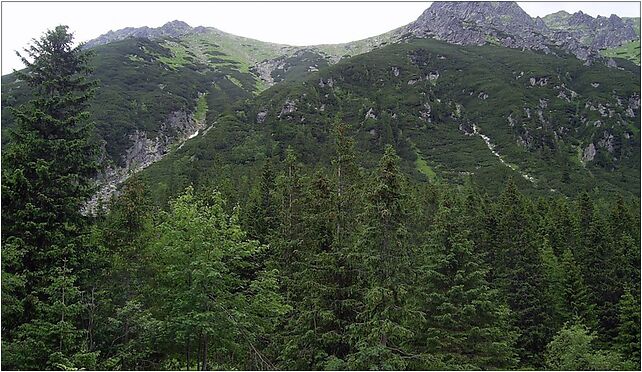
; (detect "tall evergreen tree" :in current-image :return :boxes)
[559,248,597,329]
[615,289,641,369]
[243,160,277,243]
[493,178,552,367]
[415,196,518,369]
[347,145,416,370]
[1,25,100,370]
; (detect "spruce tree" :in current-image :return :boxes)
[243,160,277,243]
[347,145,415,370]
[494,178,552,367]
[1,25,100,370]
[416,197,518,369]
[559,248,597,329]
[615,289,641,368]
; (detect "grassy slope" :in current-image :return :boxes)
[137,38,640,206]
[601,40,641,65]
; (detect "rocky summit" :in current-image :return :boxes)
[84,20,201,48]
[404,1,638,63]
[544,10,638,50]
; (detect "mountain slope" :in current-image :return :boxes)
[136,38,640,206]
[2,2,639,208]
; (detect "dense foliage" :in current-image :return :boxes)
[138,38,640,208]
[2,27,640,371]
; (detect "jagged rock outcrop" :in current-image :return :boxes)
[544,10,638,50]
[85,110,205,213]
[406,2,554,52]
[84,20,199,48]
[582,143,597,162]
[404,1,638,64]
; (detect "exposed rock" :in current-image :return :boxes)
[557,91,570,102]
[607,58,617,68]
[549,11,638,50]
[420,103,432,121]
[626,94,640,117]
[582,143,596,162]
[278,99,297,118]
[459,121,475,136]
[591,82,600,88]
[408,77,421,85]
[598,132,615,153]
[319,77,334,88]
[507,114,515,127]
[428,70,440,82]
[530,77,549,87]
[85,110,204,214]
[539,98,549,109]
[391,66,400,77]
[478,91,489,100]
[256,110,268,124]
[365,107,377,120]
[84,20,196,48]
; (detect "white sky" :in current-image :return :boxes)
[1,1,640,75]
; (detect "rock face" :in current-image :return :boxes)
[85,110,205,213]
[404,1,638,64]
[582,143,597,162]
[544,11,638,50]
[84,20,198,48]
[406,2,553,51]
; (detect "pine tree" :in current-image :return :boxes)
[89,179,157,368]
[243,159,277,243]
[416,197,518,369]
[559,248,597,329]
[578,211,621,342]
[347,145,415,370]
[615,289,641,368]
[1,25,100,370]
[493,178,552,367]
[540,239,565,332]
[278,172,345,369]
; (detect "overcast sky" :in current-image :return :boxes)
[2,1,640,75]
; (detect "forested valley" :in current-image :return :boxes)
[1,24,640,372]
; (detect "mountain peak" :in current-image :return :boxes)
[161,20,192,31]
[85,19,196,48]
[407,1,544,48]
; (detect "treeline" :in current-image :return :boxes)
[5,128,640,370]
[2,25,640,371]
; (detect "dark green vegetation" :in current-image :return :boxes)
[2,24,640,371]
[2,36,259,166]
[139,38,640,206]
[2,26,102,369]
[1,28,372,167]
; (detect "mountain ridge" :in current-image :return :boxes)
[2,1,639,209]
[83,2,639,65]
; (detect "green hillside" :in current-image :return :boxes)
[137,38,640,206]
[601,40,641,65]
